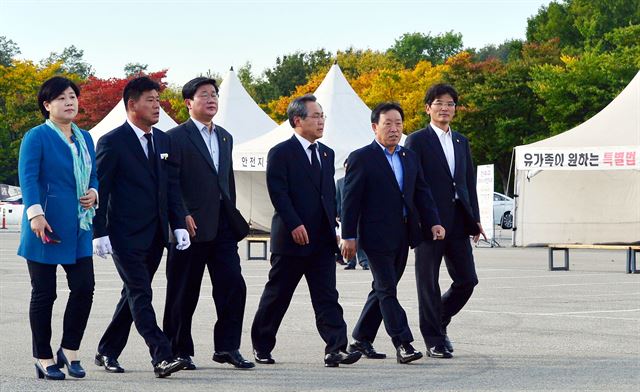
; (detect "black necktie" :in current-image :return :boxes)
[144,133,156,174]
[309,143,321,188]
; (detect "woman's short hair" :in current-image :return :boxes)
[37,76,81,119]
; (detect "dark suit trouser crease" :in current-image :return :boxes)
[353,228,413,348]
[251,249,348,355]
[163,208,246,355]
[414,202,479,346]
[27,258,94,359]
[98,226,173,364]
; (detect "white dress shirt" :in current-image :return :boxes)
[192,118,220,172]
[432,122,458,199]
[127,119,154,158]
[294,132,321,167]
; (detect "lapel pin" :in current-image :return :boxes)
[323,152,327,157]
[223,137,227,142]
[456,139,460,143]
[402,151,406,157]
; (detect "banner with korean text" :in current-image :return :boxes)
[515,146,639,171]
[476,164,495,240]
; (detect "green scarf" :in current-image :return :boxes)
[45,120,95,231]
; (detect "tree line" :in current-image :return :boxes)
[0,0,638,191]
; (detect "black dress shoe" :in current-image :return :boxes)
[95,353,124,373]
[427,344,453,359]
[348,340,386,359]
[396,343,423,364]
[176,356,196,370]
[444,335,454,353]
[35,361,65,380]
[361,265,370,270]
[344,264,355,270]
[56,348,85,378]
[253,350,275,364]
[212,350,255,369]
[324,350,362,367]
[154,358,187,378]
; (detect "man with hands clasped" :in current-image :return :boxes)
[92,76,191,378]
[341,102,445,364]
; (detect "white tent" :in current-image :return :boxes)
[215,67,278,144]
[513,71,640,246]
[232,64,379,231]
[89,99,177,145]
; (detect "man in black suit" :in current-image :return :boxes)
[341,102,445,364]
[92,76,191,378]
[336,159,369,270]
[405,83,487,359]
[251,94,361,368]
[162,77,252,370]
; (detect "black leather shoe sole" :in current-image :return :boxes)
[427,348,453,359]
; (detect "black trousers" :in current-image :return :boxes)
[251,250,348,355]
[414,202,479,346]
[163,208,246,356]
[353,227,413,348]
[27,257,94,359]
[98,227,173,364]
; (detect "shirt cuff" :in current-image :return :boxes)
[89,188,99,208]
[27,204,44,220]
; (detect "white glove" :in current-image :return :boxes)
[173,229,191,251]
[93,236,113,259]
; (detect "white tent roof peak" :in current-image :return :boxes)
[89,99,177,146]
[214,67,277,144]
[522,71,640,149]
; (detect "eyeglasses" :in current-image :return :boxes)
[196,93,219,100]
[430,101,456,108]
[306,114,327,120]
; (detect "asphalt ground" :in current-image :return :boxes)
[1,229,638,391]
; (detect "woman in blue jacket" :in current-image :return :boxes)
[17,77,98,380]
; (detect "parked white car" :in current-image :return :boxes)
[493,192,514,225]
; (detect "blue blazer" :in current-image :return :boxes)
[17,123,98,264]
[341,141,441,252]
[92,122,186,250]
[405,125,481,238]
[267,135,339,257]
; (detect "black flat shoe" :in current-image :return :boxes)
[396,343,423,364]
[176,356,196,370]
[253,350,275,364]
[212,350,255,369]
[324,350,362,367]
[94,353,124,373]
[35,361,65,380]
[154,358,187,378]
[56,348,85,378]
[426,344,453,359]
[348,340,386,359]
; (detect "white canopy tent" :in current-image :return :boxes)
[89,99,177,145]
[215,67,278,144]
[513,71,640,246]
[232,64,381,231]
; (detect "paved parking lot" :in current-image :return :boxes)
[1,230,638,391]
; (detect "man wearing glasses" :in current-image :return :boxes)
[163,77,253,370]
[251,94,361,368]
[405,83,487,359]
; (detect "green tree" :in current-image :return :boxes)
[388,31,464,68]
[473,39,524,63]
[0,36,20,67]
[41,45,93,79]
[124,62,148,77]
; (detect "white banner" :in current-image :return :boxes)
[516,146,639,171]
[233,153,268,171]
[476,164,495,240]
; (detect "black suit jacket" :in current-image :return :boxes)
[335,177,345,220]
[341,141,441,252]
[405,125,481,237]
[93,122,186,250]
[167,119,248,243]
[267,135,338,257]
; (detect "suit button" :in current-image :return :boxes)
[452,198,456,203]
[453,182,456,186]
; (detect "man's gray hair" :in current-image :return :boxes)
[287,94,318,128]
